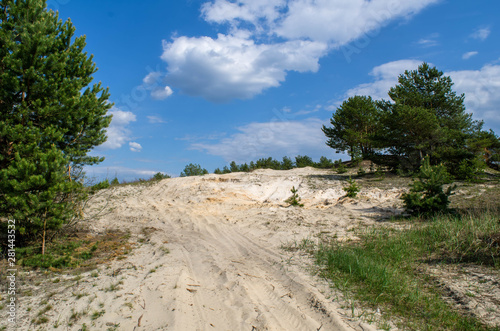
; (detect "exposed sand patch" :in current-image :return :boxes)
[6,167,496,330]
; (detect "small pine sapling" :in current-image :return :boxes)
[343,177,360,198]
[402,157,455,216]
[285,186,304,207]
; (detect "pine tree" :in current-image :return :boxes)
[0,0,112,244]
[383,63,478,172]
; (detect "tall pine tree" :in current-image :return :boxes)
[0,0,112,244]
[382,63,479,172]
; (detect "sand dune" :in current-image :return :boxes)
[12,167,406,330]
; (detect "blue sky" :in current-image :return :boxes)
[49,0,500,180]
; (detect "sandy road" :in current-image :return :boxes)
[11,168,402,330]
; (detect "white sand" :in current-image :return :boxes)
[12,167,406,331]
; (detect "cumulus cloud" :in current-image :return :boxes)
[470,27,491,41]
[100,109,137,150]
[275,0,440,45]
[129,142,143,152]
[462,51,478,60]
[150,86,173,100]
[157,0,440,102]
[345,59,423,100]
[162,35,327,102]
[449,64,500,127]
[190,118,333,162]
[341,60,500,129]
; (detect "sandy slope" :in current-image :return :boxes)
[10,167,405,331]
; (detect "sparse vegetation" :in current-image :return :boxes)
[313,207,500,330]
[402,157,455,216]
[285,186,304,207]
[343,177,360,198]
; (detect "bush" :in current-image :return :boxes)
[152,172,171,181]
[180,163,208,177]
[295,155,314,168]
[455,157,485,181]
[402,158,455,216]
[343,177,360,198]
[334,159,347,174]
[90,179,110,193]
[315,156,334,169]
[110,178,120,185]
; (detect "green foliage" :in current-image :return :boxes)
[110,178,120,186]
[325,63,493,178]
[295,155,314,168]
[90,179,110,193]
[334,159,347,174]
[323,96,382,160]
[315,156,334,169]
[402,158,455,216]
[315,208,499,330]
[343,177,360,198]
[285,186,304,207]
[0,0,112,244]
[180,163,208,177]
[152,172,170,181]
[280,156,294,170]
[382,63,478,172]
[229,161,240,172]
[454,157,486,182]
[16,240,96,269]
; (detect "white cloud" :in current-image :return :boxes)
[129,142,142,153]
[449,64,500,127]
[416,33,439,47]
[158,0,439,102]
[462,51,478,60]
[147,115,168,124]
[99,109,137,150]
[345,59,423,100]
[190,118,334,162]
[162,34,327,102]
[470,27,491,41]
[276,0,440,45]
[143,72,163,85]
[150,86,173,100]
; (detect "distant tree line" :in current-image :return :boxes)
[212,155,337,175]
[322,63,500,179]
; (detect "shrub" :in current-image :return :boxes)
[90,179,110,193]
[180,163,208,177]
[343,177,360,198]
[285,186,304,207]
[402,158,455,216]
[110,178,120,185]
[152,172,170,181]
[315,156,334,169]
[334,159,347,174]
[295,155,314,168]
[455,157,485,182]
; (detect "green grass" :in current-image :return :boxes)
[315,208,500,330]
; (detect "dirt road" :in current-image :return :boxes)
[12,168,403,330]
